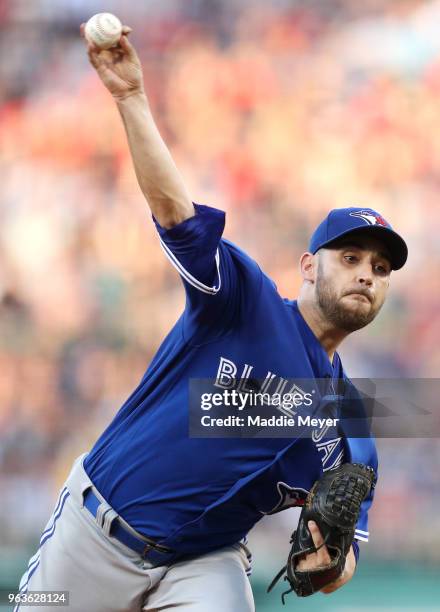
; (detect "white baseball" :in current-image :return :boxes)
[85,13,122,50]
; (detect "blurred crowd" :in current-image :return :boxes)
[1,0,439,563]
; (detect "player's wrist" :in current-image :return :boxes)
[114,88,146,104]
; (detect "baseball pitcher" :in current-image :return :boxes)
[14,24,408,612]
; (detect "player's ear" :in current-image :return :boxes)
[300,252,316,283]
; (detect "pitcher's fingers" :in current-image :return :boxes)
[80,23,86,38]
[87,44,101,69]
[119,34,138,60]
[122,25,133,35]
[308,521,331,565]
[86,38,100,52]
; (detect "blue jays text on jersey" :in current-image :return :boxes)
[83,203,377,561]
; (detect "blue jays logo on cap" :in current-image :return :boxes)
[309,206,408,270]
[349,210,390,227]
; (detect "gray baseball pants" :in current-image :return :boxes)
[15,454,254,612]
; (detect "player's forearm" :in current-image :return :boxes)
[116,92,194,228]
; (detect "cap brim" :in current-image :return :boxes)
[321,225,408,270]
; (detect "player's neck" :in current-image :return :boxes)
[297,297,349,363]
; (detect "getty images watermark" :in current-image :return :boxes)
[198,388,338,430]
[190,378,344,439]
[189,377,440,438]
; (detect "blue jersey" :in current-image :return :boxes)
[84,204,377,557]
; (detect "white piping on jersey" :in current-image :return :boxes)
[354,533,369,542]
[355,528,369,542]
[159,238,221,295]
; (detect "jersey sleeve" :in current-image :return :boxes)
[153,203,264,343]
[341,378,379,544]
[354,464,377,543]
[352,438,378,544]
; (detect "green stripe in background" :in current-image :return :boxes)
[253,560,440,611]
[1,554,439,611]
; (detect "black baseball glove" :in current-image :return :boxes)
[267,463,376,602]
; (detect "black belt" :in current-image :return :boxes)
[83,488,176,565]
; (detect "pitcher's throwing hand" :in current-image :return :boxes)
[80,22,143,101]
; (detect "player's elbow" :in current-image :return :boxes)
[154,202,195,229]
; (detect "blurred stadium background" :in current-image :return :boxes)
[1,0,440,610]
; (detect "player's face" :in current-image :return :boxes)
[315,236,391,332]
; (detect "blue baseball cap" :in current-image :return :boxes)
[309,207,408,270]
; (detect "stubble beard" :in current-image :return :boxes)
[315,265,381,333]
